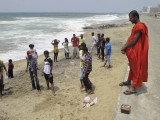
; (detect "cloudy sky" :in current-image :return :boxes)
[0,0,159,13]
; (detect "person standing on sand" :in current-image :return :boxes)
[77,43,86,91]
[96,33,101,59]
[42,50,56,96]
[82,47,94,94]
[120,10,149,95]
[62,38,70,59]
[103,38,111,68]
[8,59,14,78]
[90,32,97,54]
[51,39,60,62]
[71,34,79,58]
[79,34,85,47]
[100,34,105,62]
[0,59,8,97]
[26,51,41,91]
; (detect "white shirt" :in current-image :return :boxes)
[43,57,53,74]
[92,36,97,45]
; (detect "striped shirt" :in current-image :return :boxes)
[83,53,92,73]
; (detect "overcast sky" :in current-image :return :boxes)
[0,0,159,13]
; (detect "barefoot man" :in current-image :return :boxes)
[120,10,149,95]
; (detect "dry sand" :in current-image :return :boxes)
[0,22,133,120]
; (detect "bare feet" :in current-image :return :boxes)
[87,89,94,94]
[81,87,85,92]
[53,92,56,96]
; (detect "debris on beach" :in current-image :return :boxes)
[70,60,75,66]
[83,96,97,107]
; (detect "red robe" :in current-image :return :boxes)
[126,22,149,88]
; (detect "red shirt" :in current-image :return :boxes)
[71,37,79,47]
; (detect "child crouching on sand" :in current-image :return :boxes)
[103,38,111,68]
[42,50,56,96]
[62,38,70,59]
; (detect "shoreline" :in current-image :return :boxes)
[3,19,128,79]
[1,16,128,63]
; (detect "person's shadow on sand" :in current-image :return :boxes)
[40,85,59,92]
[3,87,14,96]
[135,83,148,96]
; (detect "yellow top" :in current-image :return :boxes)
[0,59,5,74]
[79,50,85,68]
[53,44,59,53]
[79,38,85,46]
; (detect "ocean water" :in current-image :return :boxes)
[0,12,128,62]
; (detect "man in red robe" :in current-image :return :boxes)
[119,10,149,95]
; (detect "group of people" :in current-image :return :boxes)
[0,29,113,97]
[25,33,95,95]
[0,10,149,97]
[26,44,56,95]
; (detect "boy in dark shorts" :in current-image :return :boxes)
[43,50,56,96]
[26,51,41,91]
[8,59,14,78]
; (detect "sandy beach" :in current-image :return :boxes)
[0,21,133,120]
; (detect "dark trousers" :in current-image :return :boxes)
[8,69,14,78]
[29,69,40,90]
[83,73,92,91]
[101,48,104,61]
[65,53,69,59]
[54,52,58,62]
[0,75,4,94]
